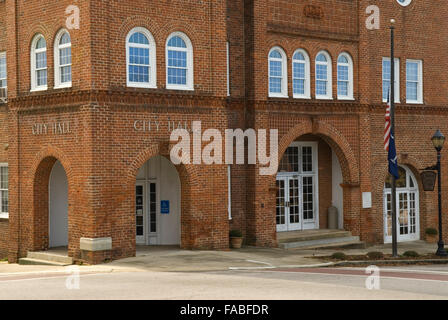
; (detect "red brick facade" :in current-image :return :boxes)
[0,0,447,263]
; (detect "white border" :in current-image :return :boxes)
[315,50,333,100]
[126,27,157,89]
[30,34,48,92]
[54,29,72,89]
[292,49,311,99]
[0,163,8,219]
[405,59,423,104]
[268,46,288,98]
[337,52,354,100]
[165,31,194,91]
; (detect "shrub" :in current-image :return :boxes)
[425,228,438,236]
[367,251,384,260]
[331,252,347,260]
[229,229,243,238]
[403,250,420,258]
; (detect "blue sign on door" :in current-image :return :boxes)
[161,200,170,214]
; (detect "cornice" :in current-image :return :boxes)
[8,90,229,111]
[267,23,359,43]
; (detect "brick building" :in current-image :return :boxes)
[0,0,447,264]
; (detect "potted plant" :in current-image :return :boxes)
[229,229,243,249]
[425,228,438,243]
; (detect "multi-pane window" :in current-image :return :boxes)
[166,32,193,90]
[127,28,156,88]
[0,52,6,98]
[31,35,47,90]
[337,53,353,99]
[382,57,400,102]
[292,50,310,98]
[315,52,332,99]
[406,60,423,103]
[0,165,8,218]
[55,30,72,88]
[268,47,287,97]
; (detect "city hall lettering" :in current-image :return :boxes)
[133,119,193,133]
[32,122,71,135]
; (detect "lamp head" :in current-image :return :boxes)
[432,129,445,151]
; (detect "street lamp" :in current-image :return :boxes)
[431,130,447,256]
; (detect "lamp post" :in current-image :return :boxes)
[431,130,447,256]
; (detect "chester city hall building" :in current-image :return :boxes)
[0,0,447,264]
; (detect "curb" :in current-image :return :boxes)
[331,259,448,267]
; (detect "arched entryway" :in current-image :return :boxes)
[383,165,420,243]
[276,134,345,232]
[135,155,181,245]
[49,161,69,248]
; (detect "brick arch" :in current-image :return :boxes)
[30,146,75,252]
[125,144,197,249]
[277,119,359,184]
[115,15,161,47]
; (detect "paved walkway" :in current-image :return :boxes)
[0,240,440,274]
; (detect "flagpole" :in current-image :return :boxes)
[390,19,398,257]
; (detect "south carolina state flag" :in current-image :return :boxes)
[388,129,399,179]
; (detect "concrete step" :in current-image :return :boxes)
[280,236,365,250]
[18,258,70,266]
[278,230,352,243]
[21,251,73,265]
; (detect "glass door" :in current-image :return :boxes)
[135,183,145,244]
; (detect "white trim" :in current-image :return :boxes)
[165,31,194,91]
[268,46,288,98]
[126,27,157,89]
[0,163,7,219]
[226,42,230,97]
[228,165,232,220]
[405,59,423,104]
[292,49,311,99]
[382,57,400,103]
[30,34,48,91]
[396,0,412,7]
[315,51,332,100]
[337,52,354,100]
[54,29,72,89]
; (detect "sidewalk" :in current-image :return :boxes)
[0,240,440,274]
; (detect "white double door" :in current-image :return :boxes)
[276,142,319,232]
[276,175,317,232]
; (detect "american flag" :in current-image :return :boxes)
[384,90,391,151]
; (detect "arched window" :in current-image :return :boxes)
[126,27,156,88]
[31,34,47,91]
[292,49,310,99]
[337,53,353,100]
[315,51,332,99]
[54,30,72,88]
[166,32,193,90]
[383,165,420,243]
[268,47,287,98]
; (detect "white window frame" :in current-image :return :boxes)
[165,32,194,91]
[337,52,354,100]
[0,52,6,94]
[30,34,48,92]
[126,27,157,89]
[315,51,332,100]
[268,46,288,98]
[382,57,400,103]
[292,49,310,99]
[0,163,8,219]
[54,29,72,89]
[406,59,423,104]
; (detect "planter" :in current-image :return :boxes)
[230,237,243,249]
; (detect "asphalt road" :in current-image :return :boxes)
[0,265,447,300]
